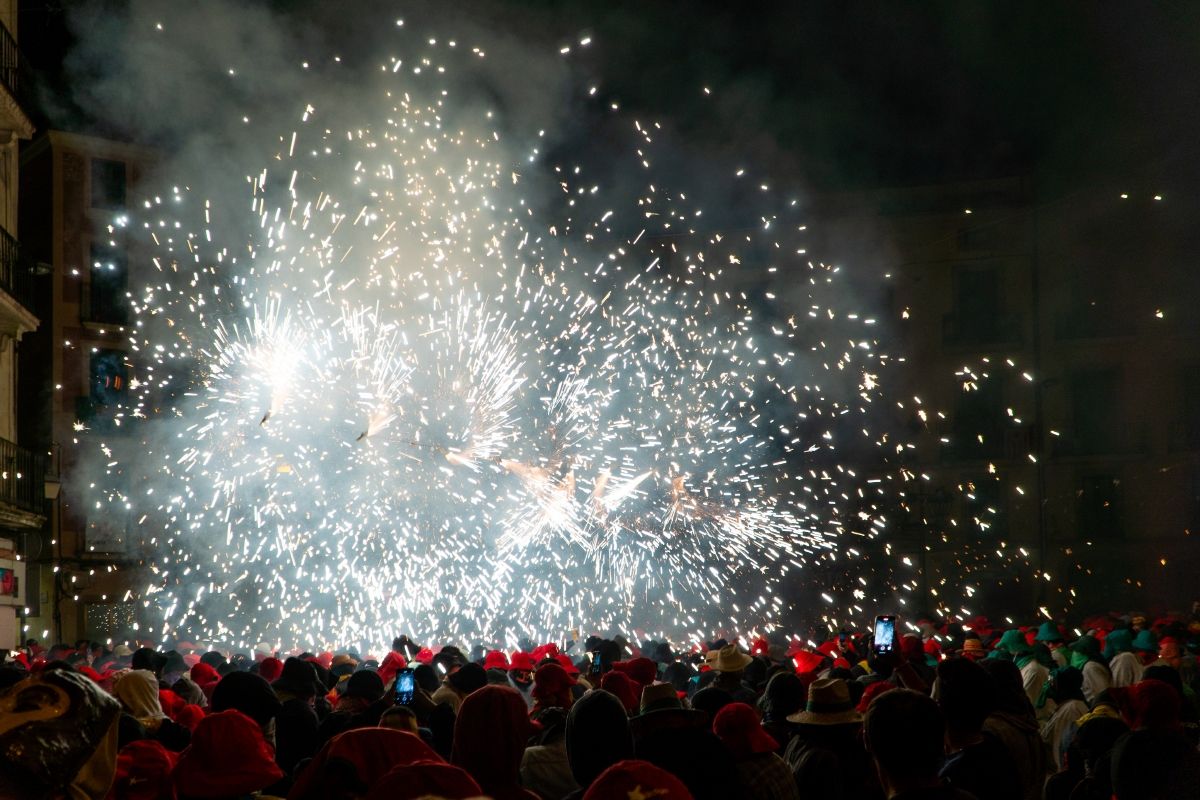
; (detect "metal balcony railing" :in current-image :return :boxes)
[0,226,33,315]
[0,22,21,106]
[0,437,45,516]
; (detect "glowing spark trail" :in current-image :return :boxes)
[84,24,1005,652]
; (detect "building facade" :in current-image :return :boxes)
[19,130,155,646]
[811,173,1200,617]
[0,2,43,649]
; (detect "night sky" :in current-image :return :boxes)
[19,1,1200,192]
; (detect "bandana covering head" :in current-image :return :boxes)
[583,759,694,799]
[172,710,284,798]
[452,685,538,799]
[113,670,168,730]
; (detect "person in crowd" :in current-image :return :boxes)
[564,689,635,799]
[708,644,759,704]
[600,669,641,715]
[269,656,324,787]
[864,689,977,799]
[531,661,576,716]
[758,671,805,754]
[378,704,419,733]
[364,761,483,800]
[1039,666,1090,770]
[1110,678,1200,798]
[316,668,388,744]
[431,661,487,713]
[935,658,1022,800]
[1043,713,1128,800]
[112,669,192,752]
[509,650,537,708]
[784,677,877,800]
[1105,629,1144,688]
[1036,622,1069,668]
[713,701,800,800]
[1069,634,1112,704]
[522,706,580,800]
[976,658,1047,800]
[172,709,283,800]
[451,684,541,800]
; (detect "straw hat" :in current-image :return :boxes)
[710,644,753,673]
[960,638,986,659]
[639,682,682,714]
[787,678,863,726]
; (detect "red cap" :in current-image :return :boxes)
[509,652,536,672]
[713,702,779,758]
[172,710,284,797]
[555,653,580,675]
[415,647,435,665]
[583,760,694,799]
[483,650,510,671]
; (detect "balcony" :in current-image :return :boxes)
[0,226,34,317]
[0,437,46,528]
[0,22,32,140]
[942,312,1023,349]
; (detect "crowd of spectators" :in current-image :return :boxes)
[2,607,1199,799]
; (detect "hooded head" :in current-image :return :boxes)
[583,759,694,800]
[532,662,576,713]
[173,710,283,798]
[365,761,482,800]
[599,671,639,715]
[566,689,634,789]
[209,671,282,728]
[447,662,487,696]
[451,685,536,796]
[113,670,168,729]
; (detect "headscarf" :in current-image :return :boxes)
[172,710,283,798]
[451,685,539,800]
[365,760,482,800]
[114,670,168,730]
[531,662,576,716]
[565,689,634,789]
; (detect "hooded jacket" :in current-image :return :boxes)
[564,689,635,797]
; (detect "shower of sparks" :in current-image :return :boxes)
[82,28,1027,653]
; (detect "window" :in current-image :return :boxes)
[944,264,1018,346]
[91,159,127,209]
[90,349,128,407]
[88,242,128,323]
[949,377,1006,461]
[1077,475,1122,539]
[1069,368,1121,455]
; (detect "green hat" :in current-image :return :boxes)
[1035,622,1063,643]
[1069,635,1102,662]
[1131,629,1157,652]
[1103,629,1133,660]
[995,629,1033,655]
